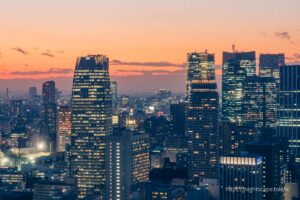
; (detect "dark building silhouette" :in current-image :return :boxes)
[29,87,37,101]
[42,81,57,153]
[170,103,186,135]
[42,81,56,107]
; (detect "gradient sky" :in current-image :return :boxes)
[1,0,300,93]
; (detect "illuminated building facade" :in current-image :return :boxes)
[105,128,149,200]
[277,65,300,162]
[220,155,263,200]
[57,106,71,152]
[70,55,112,199]
[187,80,219,182]
[186,52,215,97]
[186,51,219,182]
[222,51,256,124]
[259,53,285,82]
[242,76,277,128]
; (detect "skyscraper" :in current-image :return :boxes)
[105,128,150,200]
[242,76,277,129]
[245,141,284,200]
[186,52,215,97]
[70,55,112,199]
[42,81,56,107]
[222,51,256,123]
[277,65,300,162]
[111,81,118,115]
[42,81,57,153]
[259,53,285,82]
[170,103,186,136]
[29,87,37,100]
[186,51,219,182]
[187,80,219,181]
[220,155,263,200]
[57,106,71,152]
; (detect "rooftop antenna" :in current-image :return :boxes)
[232,44,238,53]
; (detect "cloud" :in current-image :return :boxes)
[114,69,185,76]
[12,47,28,55]
[41,52,55,57]
[56,50,64,54]
[0,51,2,57]
[286,53,300,64]
[111,59,185,68]
[9,68,72,75]
[293,53,300,59]
[275,32,291,40]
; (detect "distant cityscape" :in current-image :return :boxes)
[0,51,299,200]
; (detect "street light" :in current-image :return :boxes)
[37,142,45,151]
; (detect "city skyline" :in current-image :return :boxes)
[1,0,300,93]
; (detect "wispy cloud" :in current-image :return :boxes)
[286,53,300,63]
[12,47,28,55]
[9,68,72,75]
[114,69,185,76]
[293,53,300,59]
[111,59,185,68]
[275,31,291,40]
[41,52,55,57]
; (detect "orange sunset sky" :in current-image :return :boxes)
[1,0,300,93]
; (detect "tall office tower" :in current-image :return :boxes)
[42,81,57,153]
[70,55,112,199]
[222,51,256,123]
[42,81,56,107]
[186,52,215,97]
[277,65,300,162]
[187,80,219,182]
[57,106,71,152]
[259,53,285,82]
[29,87,37,100]
[245,141,283,200]
[220,155,263,200]
[242,76,277,129]
[111,81,118,114]
[105,128,150,200]
[170,103,186,135]
[44,103,57,152]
